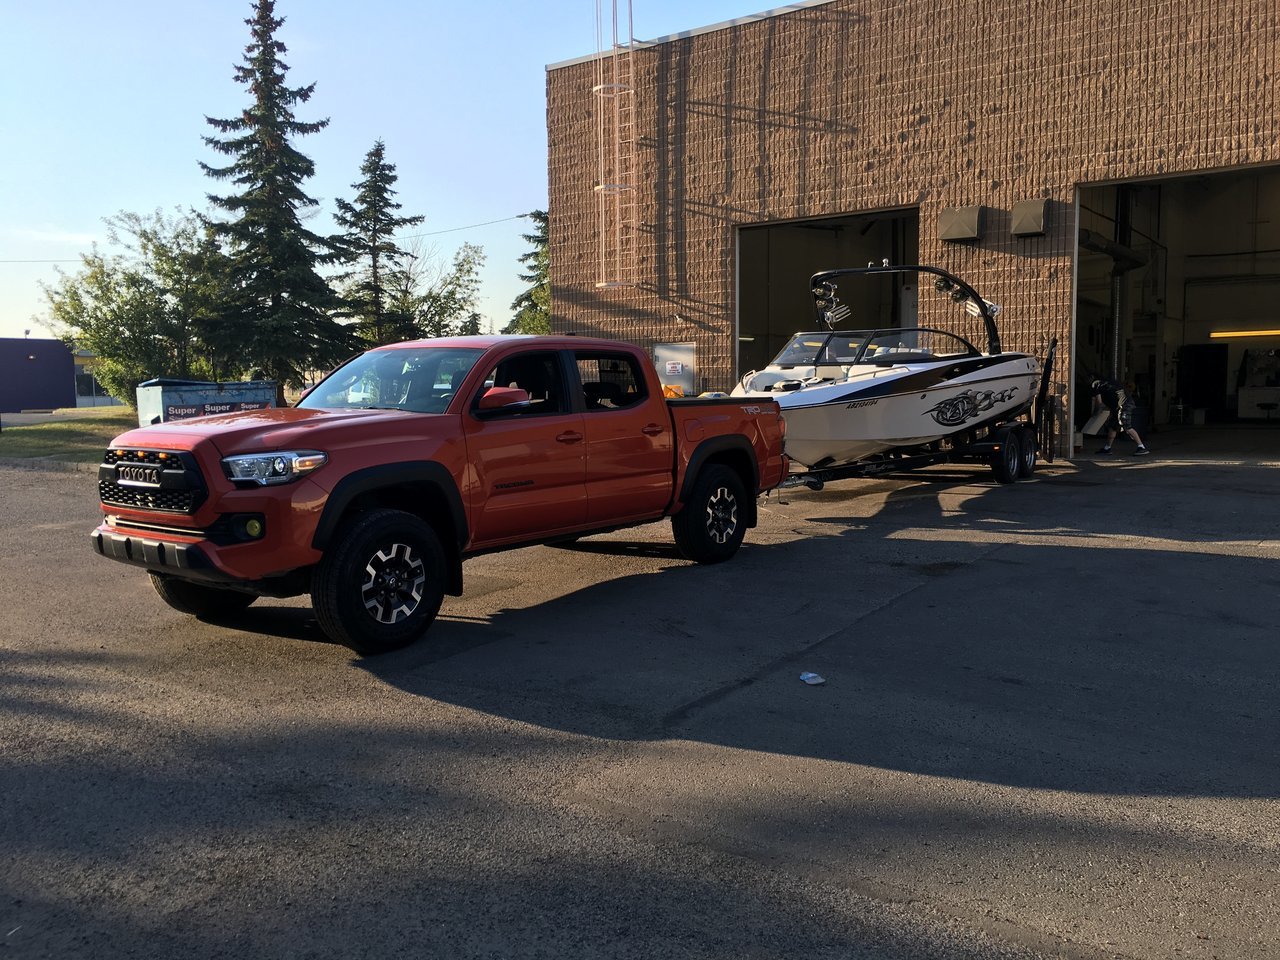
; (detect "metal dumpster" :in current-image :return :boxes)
[135,379,277,427]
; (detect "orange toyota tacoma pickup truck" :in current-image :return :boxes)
[91,336,788,653]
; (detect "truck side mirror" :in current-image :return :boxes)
[477,386,531,413]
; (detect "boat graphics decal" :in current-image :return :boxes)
[779,361,1034,411]
[786,355,1026,406]
[924,386,1019,426]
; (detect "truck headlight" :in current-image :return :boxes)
[222,451,327,485]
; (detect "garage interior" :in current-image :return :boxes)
[1076,166,1280,457]
[736,211,919,380]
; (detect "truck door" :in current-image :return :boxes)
[573,351,674,524]
[463,350,587,545]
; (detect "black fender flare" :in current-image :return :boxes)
[312,461,467,551]
[312,462,468,596]
[678,436,761,528]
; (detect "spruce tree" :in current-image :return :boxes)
[334,141,424,346]
[200,0,353,388]
[504,210,550,334]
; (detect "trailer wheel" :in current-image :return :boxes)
[1017,427,1037,478]
[990,431,1021,484]
[671,464,747,563]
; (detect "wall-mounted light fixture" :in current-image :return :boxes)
[1209,329,1280,339]
[939,205,984,242]
[1011,199,1048,237]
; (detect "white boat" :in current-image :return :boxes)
[732,265,1043,469]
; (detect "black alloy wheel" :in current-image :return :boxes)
[361,542,428,624]
[671,464,748,563]
[312,508,446,654]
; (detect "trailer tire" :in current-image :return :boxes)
[150,575,256,619]
[990,431,1021,484]
[311,508,446,655]
[1017,427,1037,478]
[671,464,747,563]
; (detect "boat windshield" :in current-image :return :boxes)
[773,332,865,366]
[770,328,979,367]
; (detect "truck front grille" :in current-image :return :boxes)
[98,449,207,515]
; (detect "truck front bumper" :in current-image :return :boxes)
[90,528,230,583]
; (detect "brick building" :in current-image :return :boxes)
[546,0,1280,450]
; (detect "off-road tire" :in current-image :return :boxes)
[990,430,1021,484]
[149,574,256,618]
[311,508,446,655]
[671,464,748,564]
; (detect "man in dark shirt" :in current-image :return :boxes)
[1091,379,1150,455]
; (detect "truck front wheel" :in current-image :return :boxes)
[150,575,256,618]
[671,464,748,564]
[311,508,446,655]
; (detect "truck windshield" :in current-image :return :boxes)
[298,347,485,414]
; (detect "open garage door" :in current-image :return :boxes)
[1077,168,1280,459]
[736,210,919,382]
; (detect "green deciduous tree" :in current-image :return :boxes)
[417,242,486,338]
[43,211,225,402]
[504,210,550,334]
[334,140,424,346]
[200,0,355,389]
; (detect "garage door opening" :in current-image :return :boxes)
[736,210,919,381]
[1076,168,1280,458]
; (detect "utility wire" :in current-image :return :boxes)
[397,213,531,240]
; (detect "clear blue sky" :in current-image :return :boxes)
[0,0,769,340]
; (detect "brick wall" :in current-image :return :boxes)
[547,0,1280,414]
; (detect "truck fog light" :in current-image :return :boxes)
[244,518,265,539]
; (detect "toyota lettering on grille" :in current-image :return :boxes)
[117,463,161,487]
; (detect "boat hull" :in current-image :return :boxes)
[738,354,1040,467]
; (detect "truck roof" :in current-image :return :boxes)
[372,335,640,351]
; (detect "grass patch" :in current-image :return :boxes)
[0,409,139,464]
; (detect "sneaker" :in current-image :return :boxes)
[1096,446,1112,454]
[1134,446,1151,456]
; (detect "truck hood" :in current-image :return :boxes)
[109,407,442,456]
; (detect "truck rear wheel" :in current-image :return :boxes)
[671,464,748,564]
[150,574,256,618]
[311,508,446,655]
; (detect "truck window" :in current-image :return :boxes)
[300,347,483,413]
[475,352,568,416]
[575,353,646,411]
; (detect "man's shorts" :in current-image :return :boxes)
[1106,402,1135,432]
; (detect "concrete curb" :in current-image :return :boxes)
[0,457,100,475]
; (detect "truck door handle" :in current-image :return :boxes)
[556,431,584,444]
[641,424,664,436]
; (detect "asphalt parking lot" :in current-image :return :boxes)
[2,456,1277,959]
